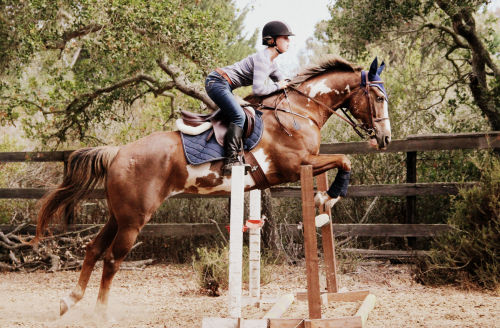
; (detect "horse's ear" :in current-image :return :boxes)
[368,57,378,79]
[377,61,385,76]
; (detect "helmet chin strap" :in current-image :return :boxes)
[273,37,283,54]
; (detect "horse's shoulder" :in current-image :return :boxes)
[244,94,262,104]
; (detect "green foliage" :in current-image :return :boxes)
[414,154,500,290]
[327,0,422,57]
[323,0,500,130]
[192,245,272,295]
[326,0,493,57]
[192,245,229,295]
[0,0,256,147]
[152,198,229,224]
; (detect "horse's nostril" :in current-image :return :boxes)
[385,136,391,145]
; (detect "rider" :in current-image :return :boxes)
[205,20,294,175]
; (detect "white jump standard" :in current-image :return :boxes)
[228,165,245,318]
[203,166,377,328]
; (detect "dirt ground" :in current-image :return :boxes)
[0,262,498,327]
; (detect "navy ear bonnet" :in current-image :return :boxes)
[361,57,388,100]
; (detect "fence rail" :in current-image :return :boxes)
[0,131,498,254]
[0,182,478,199]
[1,132,497,163]
[319,131,500,154]
[0,223,452,238]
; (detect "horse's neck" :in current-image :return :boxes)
[299,72,360,128]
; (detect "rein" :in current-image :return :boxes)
[287,85,368,138]
[255,100,311,136]
[286,71,389,139]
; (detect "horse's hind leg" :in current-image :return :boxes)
[94,223,143,316]
[60,216,118,316]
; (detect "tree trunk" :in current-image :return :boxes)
[437,0,500,131]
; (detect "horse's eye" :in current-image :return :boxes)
[376,96,384,103]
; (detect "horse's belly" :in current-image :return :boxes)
[180,163,256,195]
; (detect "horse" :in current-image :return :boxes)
[34,56,391,318]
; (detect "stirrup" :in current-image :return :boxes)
[222,161,251,176]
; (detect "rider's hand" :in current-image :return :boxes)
[278,80,289,89]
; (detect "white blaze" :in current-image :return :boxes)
[381,100,391,134]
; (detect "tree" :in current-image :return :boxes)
[0,0,257,146]
[324,0,500,131]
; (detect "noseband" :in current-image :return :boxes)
[287,70,389,139]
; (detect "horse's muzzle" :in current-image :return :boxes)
[376,133,391,150]
[369,132,391,150]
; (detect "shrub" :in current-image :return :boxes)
[192,245,229,296]
[192,244,272,296]
[413,154,500,291]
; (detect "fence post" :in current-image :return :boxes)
[406,151,417,248]
[316,172,338,293]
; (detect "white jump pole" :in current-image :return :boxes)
[228,165,245,318]
[248,189,261,300]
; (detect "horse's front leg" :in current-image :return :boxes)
[305,154,351,175]
[305,154,352,209]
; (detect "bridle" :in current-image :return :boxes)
[284,70,389,139]
[253,70,389,138]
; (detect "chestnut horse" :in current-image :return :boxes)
[34,56,391,317]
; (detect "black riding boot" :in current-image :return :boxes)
[222,123,244,176]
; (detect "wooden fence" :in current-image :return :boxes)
[0,132,499,256]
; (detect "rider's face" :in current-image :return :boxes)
[275,35,290,53]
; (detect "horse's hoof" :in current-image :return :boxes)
[314,191,329,207]
[325,196,341,209]
[60,294,79,316]
[60,299,69,316]
[314,191,341,209]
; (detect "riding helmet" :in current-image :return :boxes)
[262,21,294,46]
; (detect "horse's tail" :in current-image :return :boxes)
[32,146,120,244]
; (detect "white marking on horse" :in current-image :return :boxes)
[184,163,255,193]
[344,85,350,93]
[308,79,332,98]
[252,149,271,174]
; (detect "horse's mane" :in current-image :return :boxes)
[245,56,362,104]
[290,56,362,86]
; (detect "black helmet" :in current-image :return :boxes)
[262,21,294,46]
